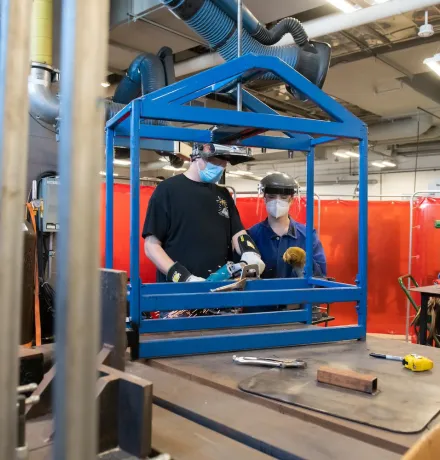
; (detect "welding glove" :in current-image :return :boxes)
[166,262,205,283]
[240,251,266,277]
[283,247,306,268]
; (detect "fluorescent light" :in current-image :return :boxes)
[100,171,119,177]
[226,172,240,178]
[231,170,253,176]
[333,151,350,159]
[163,165,186,171]
[371,162,386,168]
[335,150,359,158]
[382,161,396,167]
[114,159,131,166]
[159,157,168,162]
[266,171,277,175]
[326,0,359,13]
[101,82,111,88]
[424,53,440,76]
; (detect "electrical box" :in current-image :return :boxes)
[38,177,59,232]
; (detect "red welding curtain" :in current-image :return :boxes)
[100,183,413,334]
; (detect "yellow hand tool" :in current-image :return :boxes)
[370,353,434,372]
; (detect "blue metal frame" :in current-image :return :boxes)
[105,54,368,358]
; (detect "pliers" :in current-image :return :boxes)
[233,355,307,369]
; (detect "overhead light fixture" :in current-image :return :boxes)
[336,150,359,158]
[333,151,350,159]
[113,159,131,166]
[231,170,254,176]
[371,161,386,168]
[158,157,168,162]
[266,171,277,175]
[101,81,111,88]
[326,0,359,13]
[419,11,434,38]
[382,161,396,167]
[100,171,119,177]
[163,165,186,172]
[423,53,440,76]
[226,172,240,178]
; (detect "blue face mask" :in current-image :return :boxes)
[197,160,225,183]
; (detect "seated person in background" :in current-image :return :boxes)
[248,172,327,280]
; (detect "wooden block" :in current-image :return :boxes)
[317,366,378,394]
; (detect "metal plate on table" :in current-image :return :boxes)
[238,359,440,434]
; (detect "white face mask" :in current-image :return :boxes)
[266,199,290,219]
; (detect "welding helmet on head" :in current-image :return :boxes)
[259,172,299,196]
[191,143,253,165]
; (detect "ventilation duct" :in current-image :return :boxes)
[161,0,331,94]
[174,0,440,77]
[213,0,309,46]
[368,114,433,142]
[113,47,174,104]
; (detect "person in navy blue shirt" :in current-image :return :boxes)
[248,172,327,280]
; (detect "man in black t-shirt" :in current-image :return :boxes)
[142,144,265,287]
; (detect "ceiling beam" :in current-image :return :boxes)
[331,32,440,67]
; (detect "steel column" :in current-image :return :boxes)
[305,148,315,323]
[129,99,141,326]
[105,128,115,268]
[358,135,368,335]
[54,0,110,459]
[0,0,32,456]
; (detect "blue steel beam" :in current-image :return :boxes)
[305,147,315,324]
[129,99,141,326]
[143,55,361,126]
[139,325,364,358]
[141,287,362,311]
[140,106,363,139]
[357,134,368,334]
[309,278,357,288]
[139,309,309,333]
[140,277,309,294]
[106,103,132,129]
[105,128,114,268]
[136,125,311,151]
[312,136,339,146]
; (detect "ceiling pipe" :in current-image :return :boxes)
[174,0,440,78]
[28,0,60,126]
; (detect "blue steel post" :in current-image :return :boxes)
[130,100,141,326]
[105,128,115,268]
[305,147,315,324]
[357,133,368,336]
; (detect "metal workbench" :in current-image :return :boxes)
[134,335,440,459]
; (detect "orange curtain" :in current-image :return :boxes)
[101,184,418,334]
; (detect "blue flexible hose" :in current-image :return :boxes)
[166,0,300,80]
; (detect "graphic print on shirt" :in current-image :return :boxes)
[216,196,230,218]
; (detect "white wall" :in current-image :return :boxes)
[225,153,440,200]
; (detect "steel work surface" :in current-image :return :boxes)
[238,360,440,433]
[27,406,270,460]
[128,362,399,460]
[147,335,440,455]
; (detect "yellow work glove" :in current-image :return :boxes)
[283,247,306,268]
